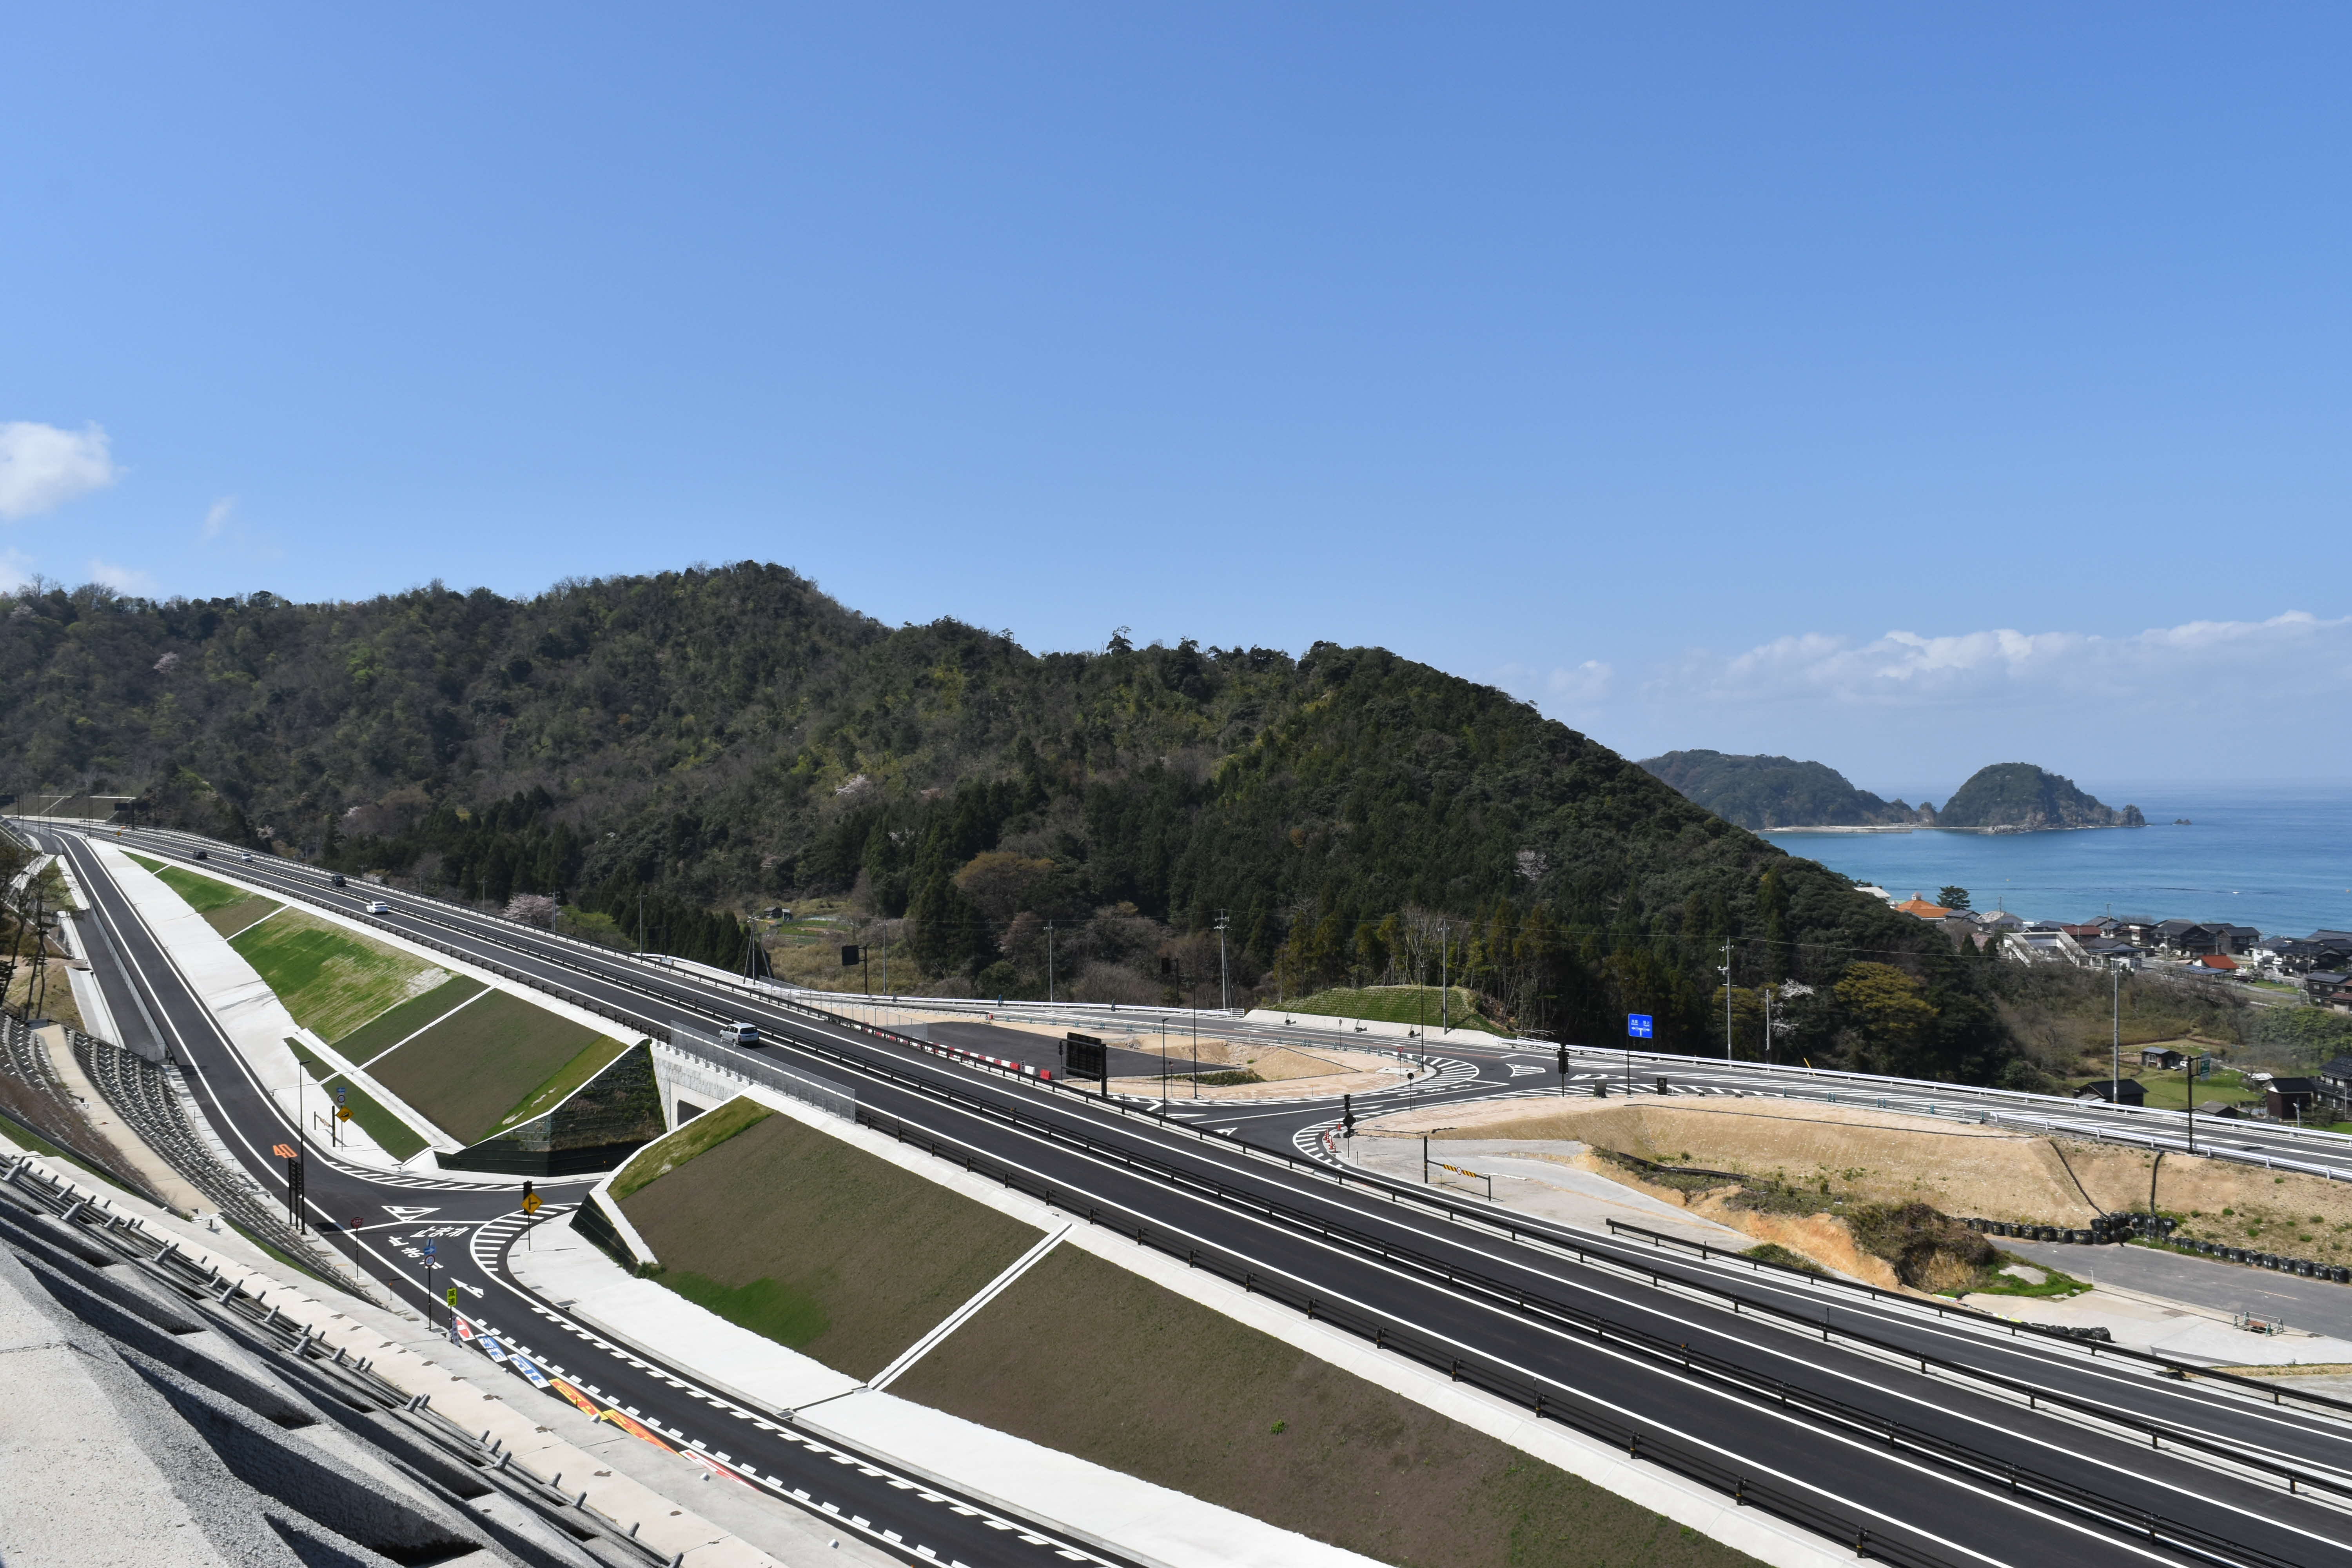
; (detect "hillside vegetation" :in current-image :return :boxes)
[1935,764,2144,830]
[1639,750,1928,829]
[3,566,2022,1080]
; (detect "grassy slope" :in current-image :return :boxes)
[1280,984,1501,1034]
[893,1245,1753,1568]
[612,1096,772,1200]
[145,861,287,936]
[285,1039,430,1160]
[488,1034,632,1135]
[618,1113,1040,1380]
[229,907,442,1041]
[365,988,610,1145]
[331,975,487,1063]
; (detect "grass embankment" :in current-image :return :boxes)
[618,1112,1041,1379]
[230,908,445,1041]
[893,1245,1753,1568]
[365,989,615,1145]
[142,860,284,937]
[1281,984,1502,1035]
[330,976,486,1066]
[134,854,630,1147]
[612,1096,771,1200]
[2134,1069,2261,1112]
[285,1039,430,1161]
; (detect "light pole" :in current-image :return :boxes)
[1047,920,1056,1005]
[1721,937,1734,1062]
[1214,910,1230,1011]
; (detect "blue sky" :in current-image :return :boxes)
[6,5,2349,790]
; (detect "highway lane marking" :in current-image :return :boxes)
[106,832,2239,1561]
[809,1080,2200,1567]
[0,854,1035,1568]
[463,1204,1123,1567]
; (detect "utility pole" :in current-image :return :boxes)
[636,891,646,956]
[1047,920,1056,1005]
[1214,910,1230,1011]
[2111,960,2122,1102]
[1720,938,1734,1062]
[1439,923,1451,1038]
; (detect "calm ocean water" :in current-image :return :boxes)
[1760,785,2352,939]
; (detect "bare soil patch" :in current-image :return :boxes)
[619,1113,1041,1379]
[893,1245,1755,1568]
[1365,1095,2352,1277]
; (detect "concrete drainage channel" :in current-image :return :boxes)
[1963,1214,2352,1284]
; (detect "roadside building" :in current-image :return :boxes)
[2307,971,2352,1010]
[2139,1047,2186,1071]
[2196,954,2241,975]
[2074,1078,2147,1107]
[2004,928,2090,967]
[2267,1076,2323,1120]
[2318,1056,2352,1120]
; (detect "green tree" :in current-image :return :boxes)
[909,869,993,978]
[1938,886,1972,911]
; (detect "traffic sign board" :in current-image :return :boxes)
[336,1105,352,1121]
[1626,1013,1653,1040]
[521,1192,542,1215]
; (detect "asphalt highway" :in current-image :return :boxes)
[35,825,1136,1568]
[42,822,2352,1568]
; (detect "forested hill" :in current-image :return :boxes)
[1,565,2021,1083]
[1639,750,1929,829]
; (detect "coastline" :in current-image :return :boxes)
[1762,823,2143,835]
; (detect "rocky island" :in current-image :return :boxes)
[1642,753,2144,833]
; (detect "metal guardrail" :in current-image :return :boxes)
[719,1002,2318,1567]
[80,833,2352,1543]
[1605,1220,2352,1423]
[851,1104,1957,1567]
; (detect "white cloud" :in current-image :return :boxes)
[0,421,120,521]
[1646,611,2352,710]
[202,495,235,539]
[1494,659,1614,707]
[0,547,34,594]
[85,558,159,597]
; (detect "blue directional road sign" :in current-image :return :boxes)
[1627,1013,1654,1039]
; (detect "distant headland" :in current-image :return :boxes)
[1639,752,2145,834]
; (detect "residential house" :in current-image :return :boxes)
[2267,1076,2323,1120]
[2155,920,2226,959]
[2196,954,2242,975]
[2075,1078,2147,1107]
[2076,936,2141,968]
[1893,893,1955,919]
[2139,1047,2185,1070]
[2317,1056,2352,1119]
[2307,971,2352,1009]
[2216,924,2261,955]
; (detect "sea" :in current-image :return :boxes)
[1760,784,2352,940]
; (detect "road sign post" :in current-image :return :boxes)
[1625,1013,1651,1097]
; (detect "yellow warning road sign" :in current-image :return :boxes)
[335,1105,352,1121]
[521,1192,542,1215]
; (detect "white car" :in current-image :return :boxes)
[366,900,391,915]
